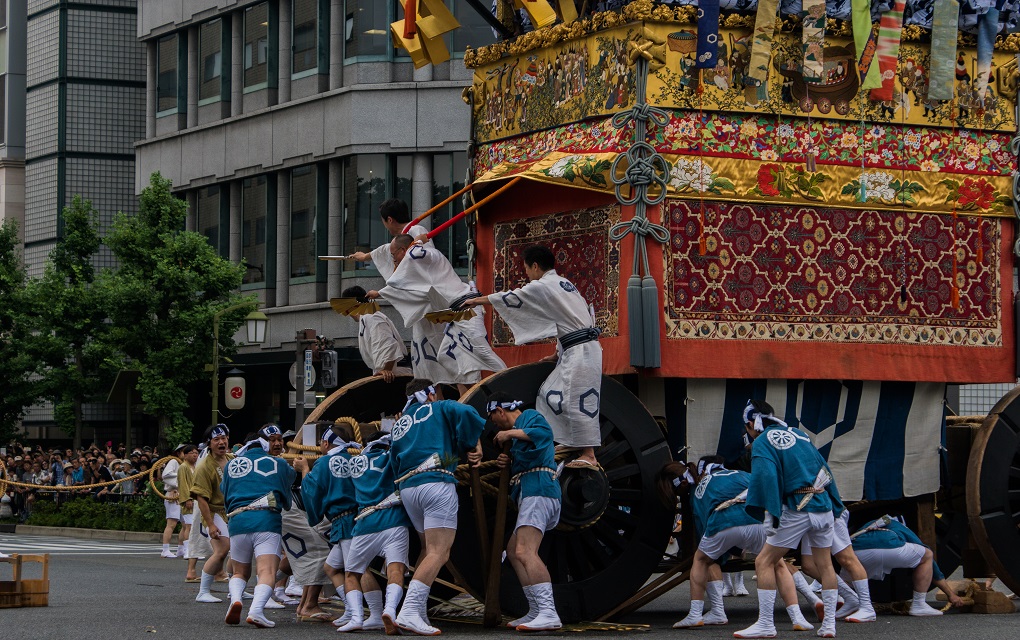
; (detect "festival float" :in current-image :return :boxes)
[311,0,1020,621]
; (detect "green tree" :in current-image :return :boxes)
[30,196,118,450]
[103,173,254,450]
[0,220,44,442]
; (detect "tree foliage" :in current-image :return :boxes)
[0,220,44,442]
[103,173,254,449]
[28,196,118,449]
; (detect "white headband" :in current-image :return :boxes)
[697,460,723,477]
[403,386,436,412]
[486,399,523,414]
[742,401,788,432]
[209,424,229,440]
[235,437,269,457]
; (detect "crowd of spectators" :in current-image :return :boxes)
[1,441,163,521]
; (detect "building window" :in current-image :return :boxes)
[0,8,6,146]
[156,34,180,113]
[242,176,268,285]
[293,0,319,75]
[199,19,223,101]
[342,155,386,259]
[244,3,270,89]
[448,1,495,53]
[291,166,319,278]
[197,186,222,255]
[344,0,388,59]
[432,153,469,269]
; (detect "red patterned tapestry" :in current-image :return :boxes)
[491,205,621,347]
[664,199,1002,351]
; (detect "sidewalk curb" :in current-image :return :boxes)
[15,524,163,543]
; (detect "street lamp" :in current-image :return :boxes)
[211,305,269,425]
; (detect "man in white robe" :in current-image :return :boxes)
[368,235,506,393]
[465,244,602,468]
[341,286,412,382]
[349,199,431,280]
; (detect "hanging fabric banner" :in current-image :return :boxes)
[696,0,720,69]
[852,0,881,89]
[976,7,1000,102]
[746,0,779,104]
[928,0,959,101]
[869,0,906,102]
[801,0,826,83]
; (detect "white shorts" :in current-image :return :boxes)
[231,531,283,565]
[802,510,850,556]
[164,500,181,521]
[182,513,194,526]
[854,543,928,581]
[768,508,833,550]
[401,482,458,533]
[514,496,561,533]
[346,526,410,574]
[700,523,767,561]
[325,539,352,570]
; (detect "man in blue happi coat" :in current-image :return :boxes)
[487,391,563,632]
[663,457,811,632]
[339,432,411,633]
[741,400,845,639]
[850,515,963,615]
[220,424,296,628]
[297,422,381,629]
[389,378,485,635]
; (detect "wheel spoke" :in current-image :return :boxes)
[606,463,640,483]
[593,519,629,553]
[596,440,631,466]
[579,529,613,570]
[609,488,643,503]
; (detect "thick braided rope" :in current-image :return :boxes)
[0,455,174,499]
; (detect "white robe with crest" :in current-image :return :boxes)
[368,225,430,280]
[381,244,506,385]
[358,312,412,377]
[486,269,602,448]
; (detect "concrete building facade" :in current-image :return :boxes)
[0,0,26,241]
[135,0,492,431]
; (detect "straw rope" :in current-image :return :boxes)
[0,455,175,500]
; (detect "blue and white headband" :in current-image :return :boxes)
[742,400,789,433]
[258,424,282,440]
[321,429,346,448]
[486,399,523,414]
[209,424,229,440]
[697,460,723,477]
[672,469,695,488]
[402,385,436,412]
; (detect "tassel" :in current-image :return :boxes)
[641,275,661,368]
[627,274,645,368]
[951,284,960,309]
[403,0,417,38]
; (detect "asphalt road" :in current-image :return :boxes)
[1,534,1018,639]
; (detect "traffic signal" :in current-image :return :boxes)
[321,350,338,388]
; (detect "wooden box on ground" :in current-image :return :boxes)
[0,554,50,608]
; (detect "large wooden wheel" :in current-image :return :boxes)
[305,375,414,425]
[456,363,675,622]
[967,384,1020,596]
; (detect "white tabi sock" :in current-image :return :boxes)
[398,579,429,621]
[835,576,858,607]
[384,583,404,618]
[909,590,942,616]
[163,543,170,553]
[181,540,189,556]
[672,599,704,628]
[817,589,837,637]
[723,572,735,596]
[337,589,365,631]
[510,585,539,627]
[793,570,823,605]
[363,589,384,629]
[734,571,750,595]
[734,589,777,638]
[249,583,273,618]
[849,579,876,619]
[199,571,216,596]
[228,576,247,604]
[519,583,561,630]
[704,580,728,623]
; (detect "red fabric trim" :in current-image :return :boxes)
[403,0,417,38]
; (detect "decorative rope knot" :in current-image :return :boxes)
[611,142,668,206]
[609,213,669,245]
[611,103,669,130]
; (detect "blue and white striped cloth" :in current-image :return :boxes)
[682,379,946,502]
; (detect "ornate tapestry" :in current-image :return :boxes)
[470,22,1018,145]
[663,199,1002,348]
[491,205,622,347]
[473,112,1015,216]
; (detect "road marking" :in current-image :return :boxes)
[0,534,165,556]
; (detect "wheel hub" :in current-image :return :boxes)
[558,466,610,529]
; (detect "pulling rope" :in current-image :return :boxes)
[609,31,670,369]
[0,455,174,501]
